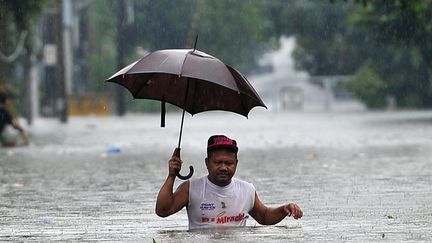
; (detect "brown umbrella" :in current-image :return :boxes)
[106,48,266,179]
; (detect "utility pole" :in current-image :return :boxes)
[24,33,40,125]
[115,0,134,116]
[57,0,73,123]
[41,10,57,118]
[29,54,39,124]
[62,0,73,97]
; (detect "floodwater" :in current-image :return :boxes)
[1,110,432,242]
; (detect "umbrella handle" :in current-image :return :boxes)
[174,148,194,180]
[175,165,194,180]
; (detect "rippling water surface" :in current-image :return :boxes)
[1,111,432,242]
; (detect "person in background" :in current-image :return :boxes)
[156,135,303,230]
[0,92,29,147]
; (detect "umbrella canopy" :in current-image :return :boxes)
[106,48,266,179]
[107,49,266,116]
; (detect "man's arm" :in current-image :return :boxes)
[155,152,189,217]
[11,119,29,145]
[249,192,303,225]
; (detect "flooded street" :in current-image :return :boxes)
[1,110,432,242]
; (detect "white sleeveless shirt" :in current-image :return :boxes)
[187,176,256,230]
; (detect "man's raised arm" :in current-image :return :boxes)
[155,151,189,217]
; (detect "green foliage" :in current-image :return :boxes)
[196,0,272,71]
[0,0,48,112]
[133,0,193,50]
[0,0,47,66]
[267,0,432,108]
[0,0,47,30]
[267,1,359,75]
[87,0,274,112]
[87,0,118,92]
[349,0,432,107]
[345,63,386,108]
[87,0,273,91]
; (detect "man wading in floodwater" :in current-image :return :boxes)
[156,135,303,230]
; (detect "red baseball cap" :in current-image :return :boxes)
[207,135,238,153]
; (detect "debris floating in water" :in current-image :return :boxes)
[107,146,122,154]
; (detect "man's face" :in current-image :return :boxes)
[205,149,238,187]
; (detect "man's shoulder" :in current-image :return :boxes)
[233,177,252,184]
[233,177,255,190]
[0,106,12,122]
[188,176,206,189]
[0,106,12,116]
[190,176,206,183]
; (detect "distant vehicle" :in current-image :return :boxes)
[279,86,304,111]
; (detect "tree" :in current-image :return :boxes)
[353,0,432,68]
[0,0,47,115]
[267,0,432,108]
[87,0,274,112]
[265,0,360,75]
[345,63,387,108]
[350,0,432,107]
[0,0,46,87]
